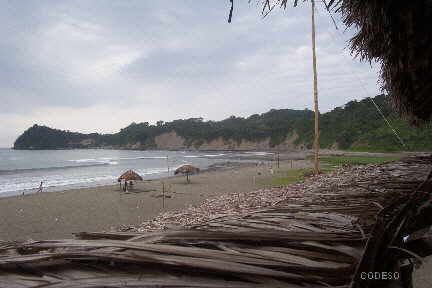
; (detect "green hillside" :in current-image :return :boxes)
[13,95,432,151]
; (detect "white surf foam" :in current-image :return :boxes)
[69,158,97,163]
[136,168,168,176]
[244,152,274,156]
[203,154,225,157]
[0,175,117,195]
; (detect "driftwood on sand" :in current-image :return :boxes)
[0,156,431,287]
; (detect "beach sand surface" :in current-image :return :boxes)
[0,160,310,241]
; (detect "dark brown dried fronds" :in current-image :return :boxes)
[337,0,432,125]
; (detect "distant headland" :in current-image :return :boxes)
[13,95,432,152]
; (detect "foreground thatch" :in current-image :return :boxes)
[1,155,431,287]
[336,1,432,125]
[233,0,432,125]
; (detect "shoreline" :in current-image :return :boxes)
[0,149,413,198]
[0,160,250,199]
[0,159,311,241]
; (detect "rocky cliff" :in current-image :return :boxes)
[153,131,305,151]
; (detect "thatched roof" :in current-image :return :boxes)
[232,1,432,125]
[118,170,143,181]
[174,165,200,175]
[336,0,432,125]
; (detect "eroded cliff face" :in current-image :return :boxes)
[153,131,304,151]
[154,131,185,149]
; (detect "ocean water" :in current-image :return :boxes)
[0,148,272,197]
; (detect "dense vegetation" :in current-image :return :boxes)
[13,95,432,151]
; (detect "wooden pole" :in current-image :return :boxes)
[166,156,169,174]
[162,182,165,209]
[311,0,320,175]
[277,152,280,169]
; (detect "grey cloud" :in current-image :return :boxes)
[0,1,381,146]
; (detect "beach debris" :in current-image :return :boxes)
[174,164,200,183]
[126,156,430,233]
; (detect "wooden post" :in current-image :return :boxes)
[166,156,169,174]
[311,0,320,175]
[162,182,165,209]
[277,152,280,169]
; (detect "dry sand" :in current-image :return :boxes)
[0,160,311,241]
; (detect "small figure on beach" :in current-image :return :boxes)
[37,181,43,193]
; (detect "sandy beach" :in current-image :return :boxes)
[0,159,311,241]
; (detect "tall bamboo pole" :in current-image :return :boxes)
[311,0,320,174]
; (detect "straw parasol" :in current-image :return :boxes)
[117,170,143,182]
[118,170,143,191]
[118,170,143,182]
[174,164,200,183]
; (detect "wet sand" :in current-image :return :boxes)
[0,160,311,241]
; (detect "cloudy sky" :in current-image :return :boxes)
[0,0,380,147]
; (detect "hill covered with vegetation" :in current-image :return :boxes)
[13,95,432,152]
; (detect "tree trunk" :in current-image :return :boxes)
[311,0,320,174]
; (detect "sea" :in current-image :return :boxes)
[0,148,274,197]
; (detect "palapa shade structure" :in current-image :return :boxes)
[174,164,200,183]
[118,170,143,182]
[174,165,200,175]
[230,0,432,125]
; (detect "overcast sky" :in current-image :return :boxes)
[0,1,380,147]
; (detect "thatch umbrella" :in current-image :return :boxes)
[118,170,143,190]
[229,0,432,125]
[174,165,200,183]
